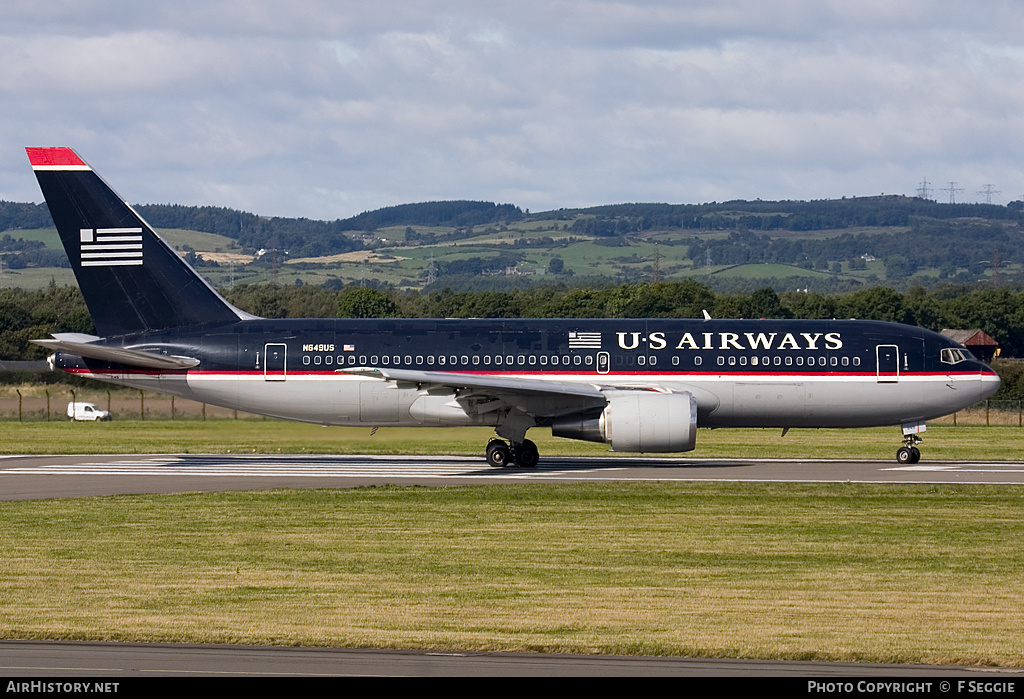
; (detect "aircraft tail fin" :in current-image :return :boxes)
[26,147,254,337]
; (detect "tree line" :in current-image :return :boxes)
[566,196,1023,235]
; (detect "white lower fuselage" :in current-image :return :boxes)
[74,366,997,430]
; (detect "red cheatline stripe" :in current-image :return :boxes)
[25,147,88,168]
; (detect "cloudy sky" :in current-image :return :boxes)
[2,1,1023,220]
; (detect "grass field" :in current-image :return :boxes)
[0,482,1021,663]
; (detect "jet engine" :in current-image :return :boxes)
[550,390,697,453]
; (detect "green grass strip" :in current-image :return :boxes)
[0,421,1021,461]
[1,482,1022,664]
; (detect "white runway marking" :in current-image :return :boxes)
[0,455,606,479]
[883,463,1024,473]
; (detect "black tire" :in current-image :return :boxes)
[486,442,513,468]
[512,439,539,468]
[896,447,914,464]
[909,447,921,464]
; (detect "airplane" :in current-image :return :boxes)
[26,147,1000,466]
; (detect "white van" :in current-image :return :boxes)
[67,402,112,421]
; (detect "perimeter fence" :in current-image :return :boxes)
[0,386,263,422]
[0,386,1021,425]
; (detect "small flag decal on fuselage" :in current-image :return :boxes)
[80,228,143,267]
[568,331,602,348]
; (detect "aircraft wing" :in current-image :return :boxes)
[340,366,609,418]
[341,366,603,398]
[32,334,200,370]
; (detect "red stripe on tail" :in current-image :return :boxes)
[26,147,88,169]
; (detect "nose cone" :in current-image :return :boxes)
[977,363,1001,401]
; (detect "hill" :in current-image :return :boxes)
[1,196,1022,293]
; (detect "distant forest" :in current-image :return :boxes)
[564,196,1023,233]
[4,195,1021,259]
[0,199,525,258]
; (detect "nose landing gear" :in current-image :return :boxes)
[896,434,922,464]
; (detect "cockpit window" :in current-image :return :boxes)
[941,347,971,364]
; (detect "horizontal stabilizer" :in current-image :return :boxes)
[33,334,200,370]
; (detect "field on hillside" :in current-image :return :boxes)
[2,217,1000,291]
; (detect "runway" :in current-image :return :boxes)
[4,640,1023,678]
[2,453,1024,501]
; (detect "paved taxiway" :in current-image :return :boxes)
[3,640,1023,677]
[3,453,1024,500]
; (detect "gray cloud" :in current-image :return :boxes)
[2,1,1023,218]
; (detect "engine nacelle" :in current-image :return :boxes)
[550,390,697,453]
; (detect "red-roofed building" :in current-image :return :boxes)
[940,329,1000,362]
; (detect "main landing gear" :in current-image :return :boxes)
[486,438,540,468]
[896,434,922,464]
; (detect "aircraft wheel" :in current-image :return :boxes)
[910,447,921,464]
[486,441,513,468]
[512,439,539,468]
[896,447,914,464]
